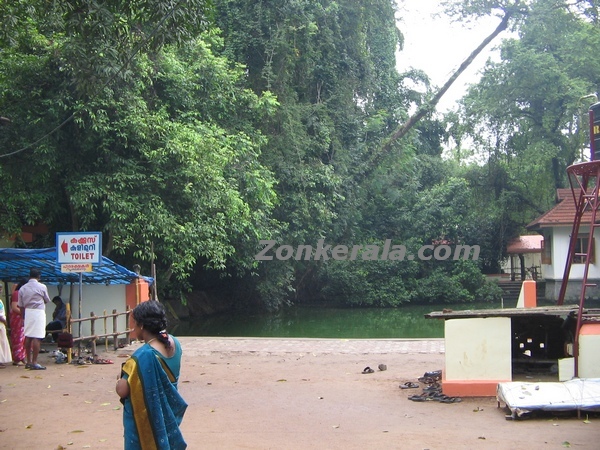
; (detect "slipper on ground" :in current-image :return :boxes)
[94,358,114,364]
[423,383,441,392]
[439,396,462,403]
[408,394,430,402]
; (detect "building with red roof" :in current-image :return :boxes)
[527,189,599,302]
[505,235,543,281]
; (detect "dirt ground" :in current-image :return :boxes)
[1,338,599,450]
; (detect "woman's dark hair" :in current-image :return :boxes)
[132,301,170,348]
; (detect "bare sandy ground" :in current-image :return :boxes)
[1,337,598,450]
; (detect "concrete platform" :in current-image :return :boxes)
[175,337,446,356]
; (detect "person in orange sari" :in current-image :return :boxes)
[9,280,27,366]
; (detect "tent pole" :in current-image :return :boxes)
[78,272,82,358]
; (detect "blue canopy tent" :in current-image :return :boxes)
[0,248,153,285]
[0,248,154,348]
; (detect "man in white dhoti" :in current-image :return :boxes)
[18,268,51,370]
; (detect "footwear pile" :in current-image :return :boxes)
[405,369,462,403]
[417,369,442,384]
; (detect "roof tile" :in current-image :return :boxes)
[527,188,595,229]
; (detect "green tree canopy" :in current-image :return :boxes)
[0,1,279,295]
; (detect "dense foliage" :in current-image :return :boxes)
[3,0,596,310]
[0,0,279,294]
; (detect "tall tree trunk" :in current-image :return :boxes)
[358,10,513,182]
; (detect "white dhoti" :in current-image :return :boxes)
[23,309,46,339]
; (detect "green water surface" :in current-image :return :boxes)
[171,302,504,339]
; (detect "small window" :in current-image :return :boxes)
[573,236,595,264]
[541,238,551,264]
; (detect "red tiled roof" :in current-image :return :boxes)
[527,188,594,229]
[506,235,543,254]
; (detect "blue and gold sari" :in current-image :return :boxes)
[122,338,187,450]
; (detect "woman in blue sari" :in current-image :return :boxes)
[116,301,187,450]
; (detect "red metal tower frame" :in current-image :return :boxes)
[556,161,600,376]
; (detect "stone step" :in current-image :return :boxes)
[497,280,546,303]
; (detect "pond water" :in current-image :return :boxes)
[171,301,514,339]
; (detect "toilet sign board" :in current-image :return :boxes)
[56,232,102,266]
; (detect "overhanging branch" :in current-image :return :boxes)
[357,10,513,182]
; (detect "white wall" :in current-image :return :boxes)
[44,284,128,338]
[524,252,543,279]
[579,324,600,378]
[502,253,544,279]
[544,226,600,280]
[445,317,512,381]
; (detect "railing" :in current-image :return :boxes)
[509,265,540,281]
[69,307,132,357]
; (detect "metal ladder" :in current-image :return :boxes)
[557,161,600,376]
